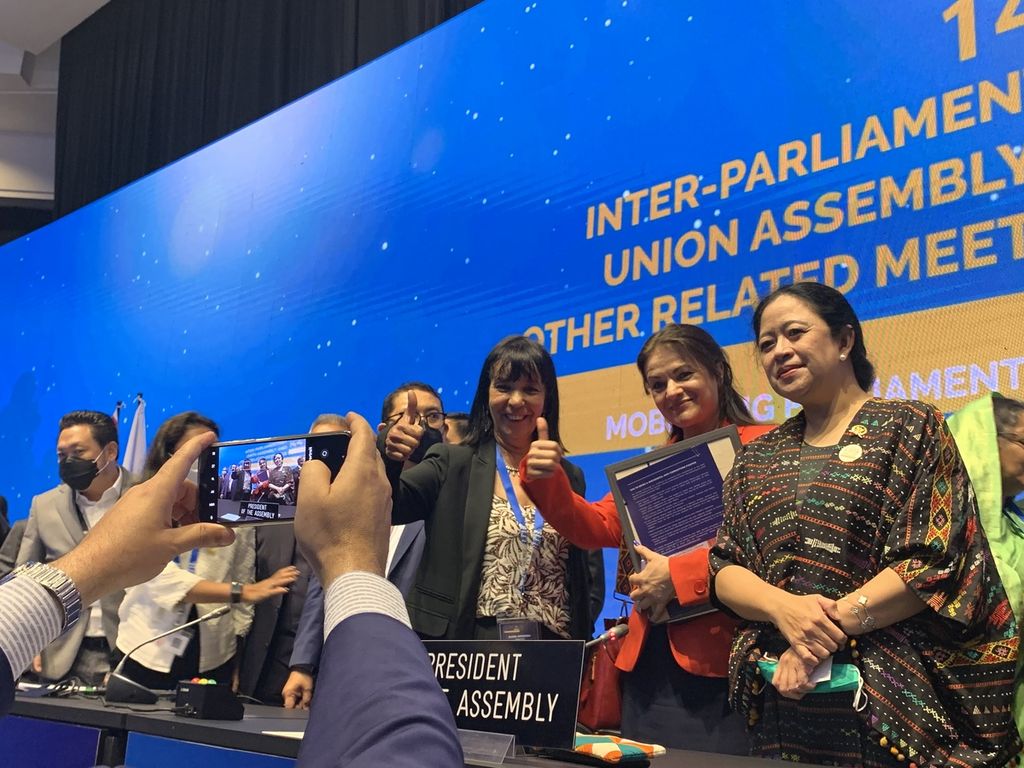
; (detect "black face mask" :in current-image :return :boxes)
[59,454,108,492]
[409,426,444,464]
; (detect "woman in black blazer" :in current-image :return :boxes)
[384,336,593,640]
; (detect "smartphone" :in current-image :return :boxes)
[197,431,350,525]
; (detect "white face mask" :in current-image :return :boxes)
[187,460,200,486]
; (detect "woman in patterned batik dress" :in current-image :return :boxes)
[711,282,1021,768]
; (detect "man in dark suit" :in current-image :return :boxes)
[218,467,231,499]
[0,519,25,579]
[231,459,252,501]
[281,384,443,709]
[236,521,313,705]
[16,410,140,683]
[293,412,461,766]
[240,414,356,706]
[0,496,10,545]
[286,519,425,706]
[1,422,463,768]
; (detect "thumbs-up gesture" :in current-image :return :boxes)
[384,390,425,462]
[524,417,563,480]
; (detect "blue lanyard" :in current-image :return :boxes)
[496,445,545,597]
[174,548,200,574]
[496,445,544,545]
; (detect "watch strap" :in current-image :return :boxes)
[3,562,82,633]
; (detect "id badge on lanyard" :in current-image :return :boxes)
[164,548,200,658]
[495,444,544,602]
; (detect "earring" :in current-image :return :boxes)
[839,354,847,361]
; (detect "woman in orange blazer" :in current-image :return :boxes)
[520,324,773,752]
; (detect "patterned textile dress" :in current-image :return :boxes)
[709,399,1022,767]
[476,495,572,638]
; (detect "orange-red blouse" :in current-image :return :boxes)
[520,423,773,677]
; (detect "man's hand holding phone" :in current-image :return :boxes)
[295,412,392,587]
[54,431,235,606]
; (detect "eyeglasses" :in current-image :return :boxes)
[388,410,447,429]
[998,433,1024,450]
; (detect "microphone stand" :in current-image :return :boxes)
[584,623,629,649]
[104,605,231,705]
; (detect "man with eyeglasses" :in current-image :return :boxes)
[380,382,449,462]
[948,392,1024,739]
[279,383,441,709]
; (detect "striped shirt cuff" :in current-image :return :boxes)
[0,577,64,679]
[323,571,410,642]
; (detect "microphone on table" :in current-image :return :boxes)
[584,623,629,649]
[105,605,231,705]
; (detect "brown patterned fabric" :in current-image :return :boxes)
[710,399,1022,767]
[614,539,634,599]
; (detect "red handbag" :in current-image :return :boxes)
[577,616,629,732]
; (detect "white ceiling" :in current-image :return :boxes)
[0,0,108,54]
[0,0,108,202]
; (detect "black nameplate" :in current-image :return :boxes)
[423,640,584,749]
[238,501,280,520]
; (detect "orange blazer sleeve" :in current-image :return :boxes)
[519,462,622,549]
[668,544,714,609]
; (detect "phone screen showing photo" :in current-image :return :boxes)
[198,431,349,524]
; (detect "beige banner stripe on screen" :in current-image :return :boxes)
[558,292,1024,455]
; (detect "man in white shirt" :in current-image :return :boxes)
[16,410,140,683]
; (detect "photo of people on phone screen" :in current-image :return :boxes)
[216,438,304,522]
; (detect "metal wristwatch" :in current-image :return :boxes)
[3,561,83,632]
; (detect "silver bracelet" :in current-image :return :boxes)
[844,593,876,631]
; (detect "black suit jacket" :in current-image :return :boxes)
[236,524,312,699]
[0,520,26,579]
[290,520,426,671]
[230,469,248,501]
[389,439,593,640]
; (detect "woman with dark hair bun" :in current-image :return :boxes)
[711,283,1021,766]
[520,323,773,752]
[384,336,594,640]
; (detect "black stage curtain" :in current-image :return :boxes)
[54,0,481,217]
[0,206,52,247]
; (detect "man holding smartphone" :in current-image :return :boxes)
[0,416,463,768]
[280,383,443,709]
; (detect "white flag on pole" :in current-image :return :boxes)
[123,397,148,475]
